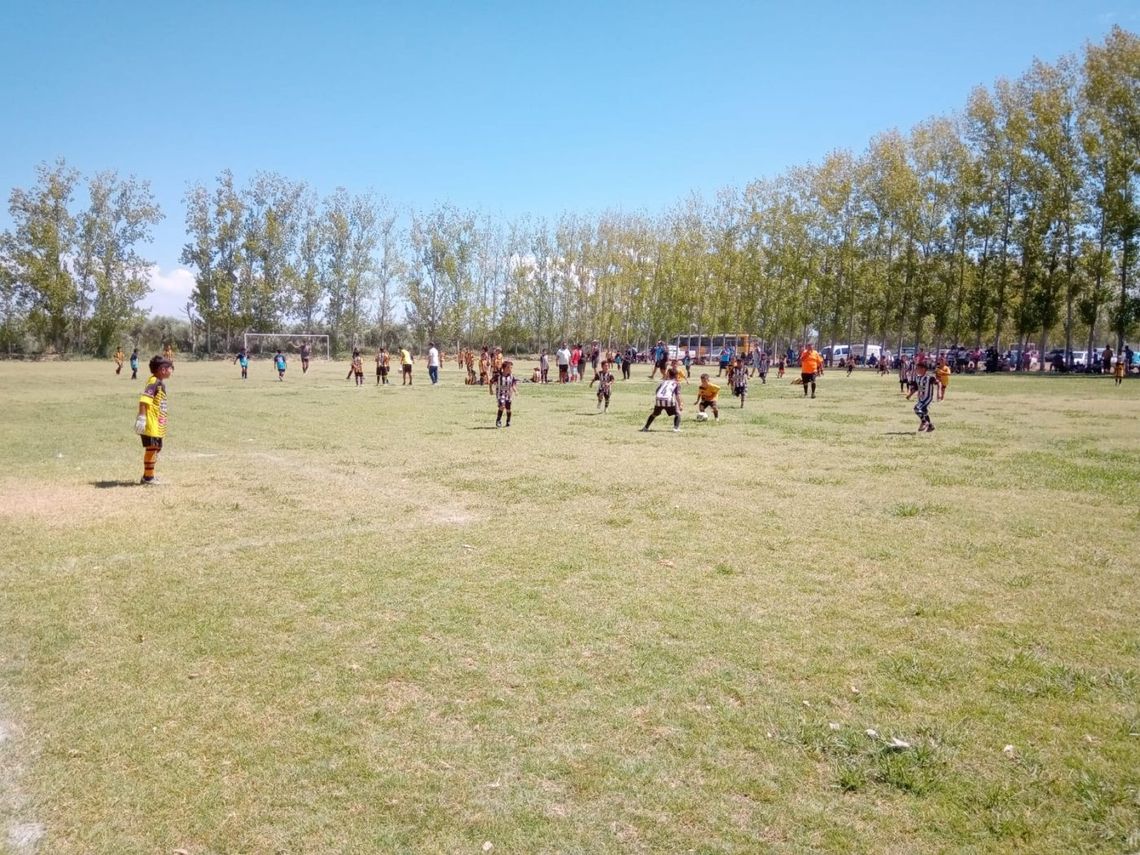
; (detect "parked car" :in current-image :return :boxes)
[1044,349,1089,370]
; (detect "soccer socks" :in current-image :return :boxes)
[673,413,681,429]
[142,448,158,482]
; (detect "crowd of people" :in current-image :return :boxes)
[119,332,1134,483]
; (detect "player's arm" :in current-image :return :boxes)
[135,396,150,433]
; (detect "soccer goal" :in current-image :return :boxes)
[243,332,331,359]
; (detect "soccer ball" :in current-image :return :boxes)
[695,412,709,421]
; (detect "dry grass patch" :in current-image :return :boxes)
[0,361,1137,852]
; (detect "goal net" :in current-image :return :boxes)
[243,332,331,359]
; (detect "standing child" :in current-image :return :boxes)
[400,347,413,385]
[348,349,364,385]
[590,360,615,412]
[378,347,390,384]
[935,356,951,400]
[898,356,911,393]
[776,355,786,379]
[300,342,311,374]
[129,348,139,380]
[479,347,491,385]
[539,349,550,384]
[274,350,287,381]
[494,360,518,428]
[695,373,721,421]
[670,358,688,384]
[757,350,770,384]
[1114,353,1126,386]
[234,348,249,380]
[134,355,173,484]
[640,367,683,433]
[906,361,937,433]
[113,346,125,375]
[729,357,749,407]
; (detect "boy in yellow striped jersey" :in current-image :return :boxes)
[135,356,173,484]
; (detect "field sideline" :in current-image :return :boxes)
[0,360,1137,853]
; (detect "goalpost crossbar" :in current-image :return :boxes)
[244,333,331,359]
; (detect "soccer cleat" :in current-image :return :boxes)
[639,427,650,432]
[673,427,681,433]
[925,424,935,432]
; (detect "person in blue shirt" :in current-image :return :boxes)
[274,350,287,381]
[234,348,249,380]
[649,340,668,380]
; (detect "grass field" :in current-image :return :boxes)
[0,358,1137,854]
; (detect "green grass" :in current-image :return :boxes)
[0,360,1138,853]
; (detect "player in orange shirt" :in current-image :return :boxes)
[799,343,822,398]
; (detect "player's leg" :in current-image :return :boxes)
[141,436,160,483]
[642,405,663,431]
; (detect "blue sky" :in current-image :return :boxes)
[1,0,1135,316]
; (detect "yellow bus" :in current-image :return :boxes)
[673,333,757,363]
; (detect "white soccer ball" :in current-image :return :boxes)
[695,412,709,421]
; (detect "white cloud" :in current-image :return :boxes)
[143,266,196,318]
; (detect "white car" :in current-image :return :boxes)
[1070,350,1088,368]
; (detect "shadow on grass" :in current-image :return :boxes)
[91,480,141,488]
[883,431,918,436]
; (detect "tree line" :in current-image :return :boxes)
[2,27,1137,361]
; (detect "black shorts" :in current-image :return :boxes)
[402,365,412,375]
[597,390,611,400]
[801,372,815,384]
[141,435,163,450]
[698,399,717,411]
[655,358,668,370]
[653,403,678,416]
